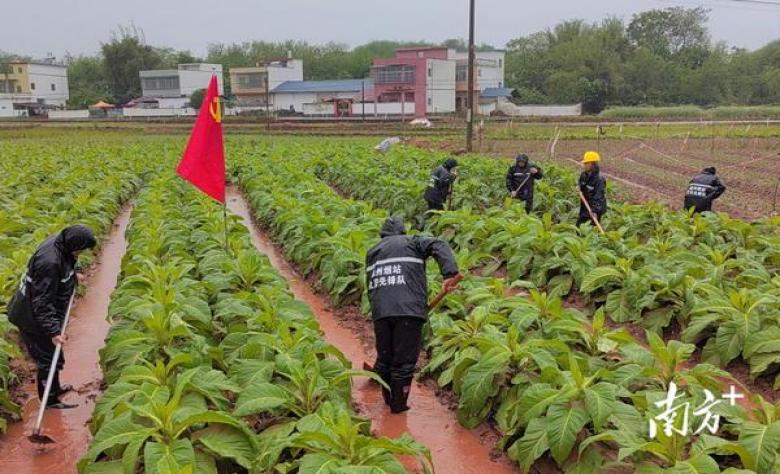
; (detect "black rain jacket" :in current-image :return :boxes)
[579,165,607,215]
[506,162,544,201]
[7,225,96,337]
[684,168,726,212]
[366,217,458,321]
[423,161,457,206]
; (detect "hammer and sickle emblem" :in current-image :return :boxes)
[209,96,222,123]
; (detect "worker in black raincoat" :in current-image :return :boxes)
[366,217,460,413]
[577,151,608,226]
[7,224,96,409]
[505,154,543,213]
[684,167,726,214]
[423,158,458,212]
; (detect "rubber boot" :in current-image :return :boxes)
[38,369,78,409]
[381,386,392,406]
[390,381,411,414]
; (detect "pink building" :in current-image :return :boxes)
[370,46,508,117]
[370,47,456,118]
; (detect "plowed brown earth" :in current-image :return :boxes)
[0,205,132,474]
[414,137,780,219]
[226,187,515,474]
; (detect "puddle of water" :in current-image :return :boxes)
[0,205,132,474]
[226,187,515,474]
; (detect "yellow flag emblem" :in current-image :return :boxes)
[209,96,222,123]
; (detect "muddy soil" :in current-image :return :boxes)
[0,205,132,474]
[413,137,779,219]
[225,187,516,474]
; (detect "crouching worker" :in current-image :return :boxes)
[366,217,461,413]
[7,224,96,409]
[684,167,726,214]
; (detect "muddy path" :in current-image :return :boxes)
[0,205,132,474]
[225,187,516,474]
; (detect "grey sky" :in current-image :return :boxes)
[3,0,779,59]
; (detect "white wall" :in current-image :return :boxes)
[178,68,224,97]
[157,97,190,109]
[272,91,317,111]
[272,91,357,112]
[0,98,15,117]
[427,59,456,114]
[49,109,89,119]
[475,51,505,89]
[352,102,415,116]
[27,64,69,106]
[267,60,303,90]
[495,103,582,117]
[302,102,334,116]
[122,107,197,117]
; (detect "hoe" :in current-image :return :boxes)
[29,290,76,444]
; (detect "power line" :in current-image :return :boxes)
[719,0,780,6]
[655,0,780,11]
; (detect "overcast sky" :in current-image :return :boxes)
[3,0,779,59]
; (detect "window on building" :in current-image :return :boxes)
[17,67,22,73]
[478,68,482,77]
[142,76,180,91]
[499,58,503,68]
[372,65,415,84]
[30,82,35,90]
[428,67,432,78]
[237,73,265,90]
[456,64,467,82]
[406,92,415,102]
[417,51,424,58]
[16,86,21,93]
[427,97,432,106]
[51,83,56,91]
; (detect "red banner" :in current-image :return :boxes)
[176,75,225,203]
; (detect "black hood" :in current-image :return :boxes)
[57,225,97,253]
[380,216,406,237]
[703,167,716,175]
[443,158,458,170]
[516,154,529,165]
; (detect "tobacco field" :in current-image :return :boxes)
[0,133,778,473]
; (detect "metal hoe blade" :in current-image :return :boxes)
[28,430,57,444]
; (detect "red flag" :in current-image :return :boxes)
[177,75,225,203]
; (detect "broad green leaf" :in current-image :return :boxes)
[234,381,290,416]
[507,418,550,474]
[546,404,589,466]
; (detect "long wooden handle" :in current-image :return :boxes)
[33,289,76,435]
[578,189,605,234]
[428,273,464,311]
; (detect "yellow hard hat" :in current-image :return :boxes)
[582,151,601,164]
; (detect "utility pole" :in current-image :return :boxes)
[361,79,365,121]
[264,70,271,132]
[465,0,476,152]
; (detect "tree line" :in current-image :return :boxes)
[2,7,777,112]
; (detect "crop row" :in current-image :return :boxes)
[233,139,780,472]
[296,141,780,384]
[0,140,149,432]
[81,173,431,473]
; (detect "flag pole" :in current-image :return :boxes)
[223,201,229,253]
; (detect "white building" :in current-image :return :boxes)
[0,61,69,114]
[230,59,303,107]
[271,79,373,117]
[139,63,224,108]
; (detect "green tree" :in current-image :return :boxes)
[102,25,164,104]
[627,7,711,57]
[189,88,205,109]
[65,54,111,109]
